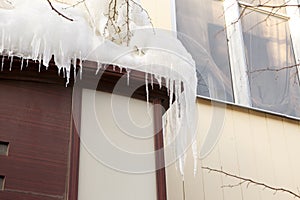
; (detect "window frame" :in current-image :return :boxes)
[285,0,300,82]
[173,0,300,118]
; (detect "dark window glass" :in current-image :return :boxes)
[0,141,9,155]
[0,175,5,190]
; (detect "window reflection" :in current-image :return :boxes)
[241,9,300,117]
[175,0,234,102]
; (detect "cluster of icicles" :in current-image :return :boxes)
[0,0,198,177]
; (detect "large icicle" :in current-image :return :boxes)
[0,0,198,177]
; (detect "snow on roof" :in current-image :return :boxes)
[0,0,197,176]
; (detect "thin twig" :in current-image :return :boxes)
[104,0,154,45]
[202,166,300,199]
[46,0,74,21]
[221,180,246,188]
[244,3,300,9]
[104,0,122,42]
[130,0,155,31]
[125,0,131,45]
[249,63,300,73]
[220,0,289,37]
[62,0,86,10]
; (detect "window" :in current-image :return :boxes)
[240,3,300,117]
[175,0,234,102]
[0,175,5,190]
[175,0,300,118]
[0,141,9,156]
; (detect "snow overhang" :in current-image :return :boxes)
[0,0,198,177]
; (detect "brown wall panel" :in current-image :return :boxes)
[0,79,72,199]
[0,191,61,200]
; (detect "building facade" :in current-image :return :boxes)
[0,0,300,200]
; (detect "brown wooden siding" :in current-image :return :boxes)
[0,80,72,200]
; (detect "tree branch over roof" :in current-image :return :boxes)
[46,0,74,21]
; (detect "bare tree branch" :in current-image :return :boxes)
[249,63,300,73]
[46,0,74,21]
[104,0,153,45]
[202,166,300,199]
[104,0,122,42]
[125,0,131,46]
[243,3,300,9]
[130,0,154,30]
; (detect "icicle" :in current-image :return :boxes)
[176,80,182,117]
[169,79,174,109]
[73,56,77,82]
[7,36,11,55]
[155,74,162,89]
[31,35,41,60]
[18,37,23,56]
[63,67,66,78]
[127,69,131,86]
[165,77,169,96]
[65,67,70,87]
[151,74,154,89]
[38,55,42,72]
[79,52,83,79]
[26,59,29,68]
[20,57,24,70]
[192,140,198,176]
[57,67,61,76]
[67,59,71,84]
[9,55,13,71]
[96,61,101,75]
[145,73,149,108]
[1,56,4,71]
[42,38,49,69]
[113,65,116,71]
[1,29,4,53]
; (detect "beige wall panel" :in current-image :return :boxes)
[265,115,295,200]
[78,90,157,200]
[201,146,224,200]
[283,118,300,194]
[165,163,184,200]
[183,149,205,200]
[197,99,214,149]
[217,106,244,200]
[197,99,224,200]
[231,107,261,200]
[248,110,278,200]
[180,99,214,200]
[182,100,300,200]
